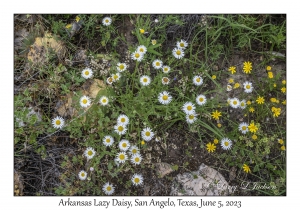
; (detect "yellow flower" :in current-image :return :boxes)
[246,101,251,105]
[276,99,279,103]
[206,142,216,153]
[249,107,255,113]
[273,83,277,88]
[256,96,265,104]
[280,145,286,151]
[234,83,240,89]
[243,164,251,173]
[282,100,286,105]
[252,134,257,140]
[211,110,222,120]
[213,139,219,144]
[281,87,286,93]
[268,72,273,79]
[76,16,80,22]
[266,66,272,71]
[65,24,72,29]
[212,75,216,80]
[151,39,157,45]
[228,78,234,84]
[270,98,277,103]
[282,80,286,85]
[228,66,236,74]
[217,123,222,128]
[248,122,258,133]
[141,140,145,145]
[278,139,284,145]
[272,107,281,117]
[139,28,145,34]
[243,61,252,74]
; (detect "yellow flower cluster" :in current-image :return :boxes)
[271,107,281,117]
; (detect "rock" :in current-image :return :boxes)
[14,170,24,196]
[155,162,174,178]
[170,163,233,196]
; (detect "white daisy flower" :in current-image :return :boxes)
[78,170,87,180]
[117,63,127,72]
[186,113,197,124]
[140,75,151,86]
[196,94,207,106]
[158,91,172,105]
[102,17,112,26]
[84,147,96,160]
[131,51,144,62]
[137,45,147,54]
[112,73,121,81]
[131,153,142,165]
[152,59,163,69]
[117,114,129,125]
[162,77,170,85]
[129,145,140,155]
[182,102,196,115]
[227,84,233,91]
[115,152,128,164]
[99,96,109,106]
[229,98,240,109]
[238,122,249,134]
[119,139,130,151]
[243,81,254,93]
[106,77,113,85]
[221,138,232,150]
[80,95,91,108]
[193,75,203,86]
[162,66,171,73]
[132,174,143,186]
[177,39,188,49]
[103,135,114,147]
[52,116,65,129]
[240,99,247,109]
[114,123,127,135]
[172,47,184,59]
[141,127,154,141]
[81,68,93,79]
[102,182,115,195]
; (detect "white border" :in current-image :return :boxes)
[2,1,297,209]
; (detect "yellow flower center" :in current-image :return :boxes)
[241,102,245,106]
[55,120,61,125]
[122,143,127,148]
[81,172,85,177]
[176,50,181,55]
[108,77,113,83]
[196,78,200,82]
[164,68,168,72]
[145,131,150,136]
[119,64,124,70]
[119,154,125,160]
[102,99,107,103]
[163,78,169,83]
[132,149,137,154]
[113,75,118,80]
[82,99,87,104]
[180,43,184,47]
[143,78,148,83]
[135,157,140,162]
[118,126,124,131]
[135,53,140,58]
[87,150,93,156]
[105,19,109,23]
[121,118,125,123]
[134,178,140,183]
[246,85,250,89]
[106,139,110,143]
[156,62,160,66]
[107,186,111,191]
[189,115,194,119]
[242,126,246,130]
[162,95,168,100]
[85,71,89,75]
[224,142,229,146]
[140,48,144,52]
[187,105,192,111]
[233,101,237,105]
[199,98,204,102]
